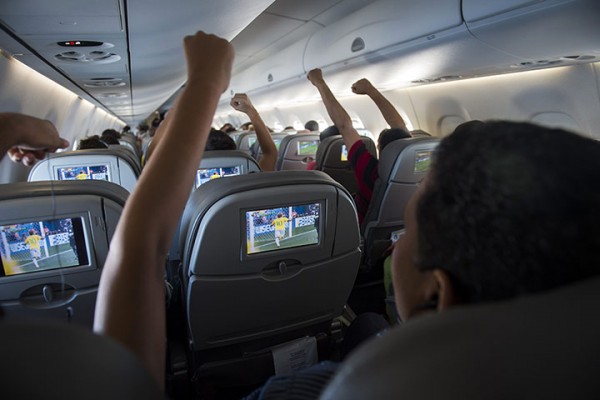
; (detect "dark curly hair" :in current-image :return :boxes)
[416,121,600,303]
[205,129,236,150]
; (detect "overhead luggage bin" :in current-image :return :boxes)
[463,0,600,64]
[303,0,463,71]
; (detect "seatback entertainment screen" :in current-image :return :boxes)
[57,165,110,181]
[414,150,433,173]
[297,140,319,156]
[0,217,89,277]
[195,166,242,188]
[245,203,320,255]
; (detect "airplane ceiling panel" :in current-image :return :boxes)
[0,0,122,35]
[125,0,275,122]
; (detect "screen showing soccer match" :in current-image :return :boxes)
[0,217,89,277]
[297,140,319,156]
[341,144,348,161]
[245,203,320,255]
[195,166,242,188]
[414,150,433,173]
[57,165,110,181]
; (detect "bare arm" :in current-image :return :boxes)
[0,113,69,166]
[144,114,170,164]
[93,32,234,389]
[307,69,361,149]
[351,78,407,131]
[230,93,277,171]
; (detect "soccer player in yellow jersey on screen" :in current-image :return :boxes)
[24,229,42,268]
[271,212,288,247]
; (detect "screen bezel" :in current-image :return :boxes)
[413,150,433,173]
[0,215,92,281]
[195,165,242,188]
[296,140,319,156]
[242,200,324,258]
[56,164,112,182]
[340,144,348,162]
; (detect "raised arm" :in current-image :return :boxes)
[230,93,277,171]
[93,32,234,389]
[0,113,69,166]
[307,69,361,149]
[351,78,407,131]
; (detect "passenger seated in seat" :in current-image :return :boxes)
[304,120,319,132]
[246,120,600,399]
[307,70,410,224]
[77,135,109,150]
[205,128,236,150]
[230,93,278,171]
[1,31,233,393]
[219,123,236,133]
[91,31,234,390]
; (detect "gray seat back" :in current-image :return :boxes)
[276,134,320,170]
[179,170,360,351]
[322,277,600,399]
[361,137,439,268]
[315,136,377,196]
[1,320,162,399]
[0,180,128,328]
[236,131,257,155]
[252,132,294,161]
[28,148,141,192]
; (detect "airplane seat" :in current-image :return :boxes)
[0,320,162,399]
[321,276,600,399]
[276,134,320,170]
[315,135,377,196]
[194,150,261,189]
[0,180,129,328]
[360,137,439,271]
[252,132,293,162]
[116,138,141,158]
[166,150,262,267]
[28,148,141,193]
[177,170,361,395]
[227,130,245,144]
[236,131,257,156]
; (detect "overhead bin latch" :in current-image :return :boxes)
[351,38,365,53]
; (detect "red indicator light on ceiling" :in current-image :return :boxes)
[70,41,75,45]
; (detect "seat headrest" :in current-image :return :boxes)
[0,320,163,399]
[321,277,600,399]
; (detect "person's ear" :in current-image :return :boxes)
[432,269,459,311]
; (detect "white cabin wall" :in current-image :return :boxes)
[243,62,600,144]
[403,63,600,139]
[0,52,124,183]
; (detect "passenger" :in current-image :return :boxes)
[1,32,232,392]
[205,128,236,150]
[93,31,234,389]
[77,135,109,150]
[307,69,409,224]
[230,93,278,171]
[240,121,254,131]
[246,120,600,399]
[220,123,236,133]
[304,120,319,132]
